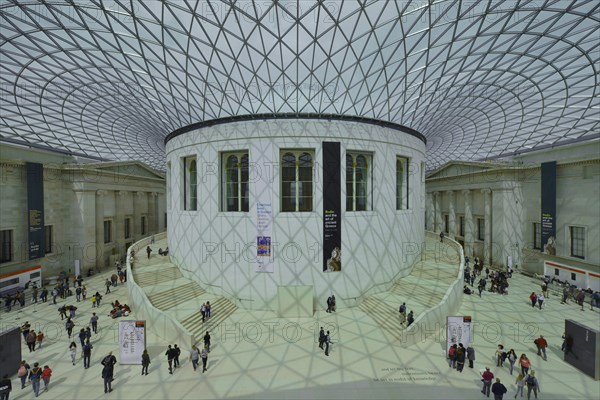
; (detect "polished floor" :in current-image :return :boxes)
[2,251,599,400]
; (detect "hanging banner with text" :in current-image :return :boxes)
[119,320,146,364]
[447,316,472,351]
[541,161,557,255]
[323,142,341,272]
[26,162,45,260]
[253,141,274,273]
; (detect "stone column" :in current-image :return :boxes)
[482,188,492,266]
[147,192,158,235]
[95,190,106,269]
[447,190,455,239]
[433,191,442,233]
[463,189,474,258]
[133,191,144,240]
[114,191,126,256]
[426,192,435,231]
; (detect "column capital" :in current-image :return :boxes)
[116,190,126,196]
[432,191,440,196]
[481,188,492,195]
[462,189,471,196]
[446,190,454,198]
[135,191,145,197]
[96,189,107,197]
[150,192,158,197]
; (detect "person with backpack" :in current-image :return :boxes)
[491,378,507,400]
[17,360,30,389]
[448,344,457,368]
[28,362,42,397]
[525,371,540,399]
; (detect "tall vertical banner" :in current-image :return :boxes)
[253,142,274,273]
[541,161,557,255]
[447,316,472,351]
[119,320,146,364]
[26,162,45,260]
[323,142,341,272]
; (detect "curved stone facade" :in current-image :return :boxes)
[165,117,426,311]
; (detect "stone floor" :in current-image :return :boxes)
[1,248,599,400]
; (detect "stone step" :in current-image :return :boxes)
[180,296,238,343]
[390,282,446,308]
[148,282,207,311]
[358,297,403,341]
[133,267,183,287]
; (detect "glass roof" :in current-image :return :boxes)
[1,0,598,169]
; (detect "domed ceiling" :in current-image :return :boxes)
[1,0,598,169]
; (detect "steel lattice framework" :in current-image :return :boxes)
[1,0,599,169]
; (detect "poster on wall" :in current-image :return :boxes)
[253,142,274,273]
[26,162,45,260]
[541,161,557,255]
[323,142,341,272]
[447,316,472,351]
[118,320,146,364]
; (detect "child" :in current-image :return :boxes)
[92,294,97,308]
[36,331,44,349]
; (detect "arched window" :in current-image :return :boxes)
[346,152,371,211]
[223,152,249,212]
[281,150,313,212]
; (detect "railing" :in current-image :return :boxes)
[400,231,465,348]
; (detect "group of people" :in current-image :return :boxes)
[447,343,475,372]
[398,302,415,327]
[21,321,45,352]
[108,300,132,319]
[12,360,52,397]
[480,366,541,399]
[318,327,332,356]
[164,334,211,375]
[326,295,336,313]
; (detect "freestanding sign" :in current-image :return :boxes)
[26,162,45,260]
[541,161,557,255]
[447,316,472,351]
[118,320,146,364]
[322,142,341,272]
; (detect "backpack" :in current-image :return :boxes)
[399,304,406,313]
[501,351,508,361]
[526,375,535,386]
[448,347,456,358]
[17,365,27,377]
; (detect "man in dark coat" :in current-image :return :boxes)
[491,378,507,400]
[101,351,116,393]
[165,345,175,374]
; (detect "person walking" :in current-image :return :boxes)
[537,293,545,309]
[330,295,336,312]
[146,245,152,259]
[101,352,117,393]
[17,361,30,389]
[529,292,537,307]
[165,345,175,374]
[83,340,93,369]
[173,344,181,368]
[201,345,209,373]
[481,367,494,397]
[324,331,331,356]
[105,279,111,294]
[90,313,99,334]
[491,378,507,400]
[36,331,44,350]
[456,345,466,372]
[205,301,211,319]
[514,373,526,398]
[319,327,325,349]
[440,231,444,242]
[26,330,36,352]
[200,303,207,322]
[204,331,211,352]
[496,345,505,367]
[326,296,332,313]
[68,342,77,365]
[190,346,199,371]
[40,365,52,392]
[141,349,150,375]
[466,345,475,368]
[478,278,487,297]
[0,374,12,400]
[78,328,87,347]
[518,354,531,376]
[525,371,540,399]
[535,336,548,361]
[91,294,97,308]
[65,318,75,338]
[28,362,42,397]
[407,311,414,326]
[507,349,517,375]
[399,302,407,325]
[448,344,457,368]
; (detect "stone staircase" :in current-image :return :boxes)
[358,297,403,341]
[134,266,182,287]
[148,282,206,310]
[180,296,238,343]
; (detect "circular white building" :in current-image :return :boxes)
[165,115,426,312]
